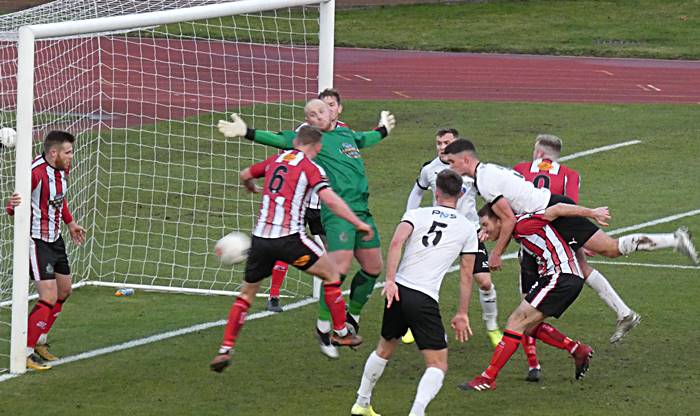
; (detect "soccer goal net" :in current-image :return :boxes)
[0,0,334,374]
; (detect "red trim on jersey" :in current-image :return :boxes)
[514,159,581,203]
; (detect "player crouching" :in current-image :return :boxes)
[210,126,371,373]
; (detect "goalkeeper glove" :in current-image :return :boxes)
[378,111,396,134]
[217,114,248,138]
[0,127,16,148]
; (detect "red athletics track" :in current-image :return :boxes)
[333,48,700,104]
[2,40,699,130]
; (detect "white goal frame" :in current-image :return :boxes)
[10,0,335,375]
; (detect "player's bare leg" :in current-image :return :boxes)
[352,337,398,416]
[577,251,640,343]
[35,274,72,362]
[474,272,501,348]
[210,281,260,373]
[409,348,448,416]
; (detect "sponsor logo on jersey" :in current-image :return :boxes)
[339,142,361,159]
[431,209,457,219]
[282,152,298,162]
[49,193,65,208]
[537,161,553,171]
[292,255,311,267]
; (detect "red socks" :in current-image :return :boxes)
[484,329,522,380]
[43,298,66,338]
[323,281,346,332]
[220,297,251,351]
[269,261,288,298]
[532,322,577,354]
[522,335,540,369]
[27,300,53,349]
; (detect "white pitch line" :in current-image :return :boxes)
[646,84,661,91]
[595,70,614,76]
[353,74,372,82]
[336,74,352,81]
[447,208,700,272]
[636,84,650,91]
[0,283,384,382]
[587,260,699,270]
[559,140,641,162]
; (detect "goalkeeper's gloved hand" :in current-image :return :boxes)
[0,127,17,148]
[378,111,396,134]
[217,114,247,138]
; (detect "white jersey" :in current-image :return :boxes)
[396,206,479,302]
[474,162,551,215]
[416,157,479,228]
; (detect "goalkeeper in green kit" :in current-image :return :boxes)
[218,99,396,358]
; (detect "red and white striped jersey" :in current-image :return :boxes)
[513,212,582,278]
[513,159,581,203]
[6,154,74,242]
[249,149,329,238]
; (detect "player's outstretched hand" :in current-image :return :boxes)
[217,114,247,138]
[0,127,17,148]
[242,178,261,194]
[488,252,502,271]
[381,280,399,308]
[68,222,87,246]
[357,221,375,241]
[451,312,473,343]
[7,191,21,207]
[591,206,610,226]
[378,111,396,134]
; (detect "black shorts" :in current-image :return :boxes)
[519,248,539,294]
[304,208,325,236]
[547,194,599,251]
[381,283,448,351]
[474,240,490,275]
[525,272,584,318]
[29,236,70,281]
[244,233,323,283]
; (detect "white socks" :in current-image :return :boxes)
[585,269,631,320]
[479,284,499,331]
[356,351,388,407]
[618,233,677,255]
[410,367,445,416]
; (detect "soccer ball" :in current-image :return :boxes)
[215,231,251,265]
[0,127,16,149]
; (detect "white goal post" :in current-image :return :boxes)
[2,0,335,375]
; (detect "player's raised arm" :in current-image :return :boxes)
[544,203,610,226]
[452,252,475,342]
[218,113,295,150]
[488,197,516,271]
[353,111,396,149]
[317,188,374,241]
[382,221,413,308]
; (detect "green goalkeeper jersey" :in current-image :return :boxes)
[247,126,386,213]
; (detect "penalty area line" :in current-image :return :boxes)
[0,283,385,383]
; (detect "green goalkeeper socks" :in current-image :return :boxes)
[348,269,379,316]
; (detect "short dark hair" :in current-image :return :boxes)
[436,169,463,198]
[443,138,476,156]
[477,203,496,219]
[318,88,341,104]
[44,130,75,153]
[295,125,323,145]
[436,128,459,138]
